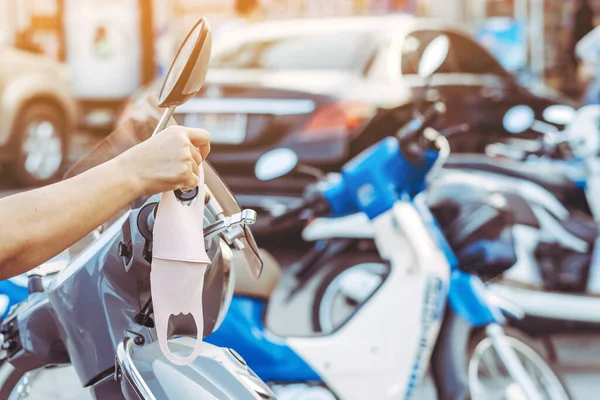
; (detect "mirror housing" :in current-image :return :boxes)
[503,105,535,134]
[418,35,450,79]
[158,18,212,108]
[543,105,576,126]
[255,148,299,181]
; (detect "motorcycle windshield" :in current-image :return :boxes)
[65,93,263,278]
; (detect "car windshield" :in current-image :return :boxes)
[211,31,375,71]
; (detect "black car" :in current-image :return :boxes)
[130,15,570,237]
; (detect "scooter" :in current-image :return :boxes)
[206,36,571,400]
[438,104,600,333]
[0,230,100,320]
[444,103,598,221]
[0,18,274,399]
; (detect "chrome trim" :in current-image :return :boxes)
[116,337,157,400]
[531,205,588,253]
[152,107,175,136]
[204,210,257,241]
[175,98,316,116]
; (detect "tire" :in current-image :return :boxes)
[311,253,388,333]
[467,327,572,400]
[10,102,69,187]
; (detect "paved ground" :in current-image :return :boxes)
[2,131,600,398]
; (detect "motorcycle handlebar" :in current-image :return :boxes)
[271,193,331,225]
[271,201,310,225]
[396,102,446,162]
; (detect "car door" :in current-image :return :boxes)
[397,28,537,152]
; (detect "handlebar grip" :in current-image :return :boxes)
[174,187,199,204]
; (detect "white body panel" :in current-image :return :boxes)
[438,170,570,220]
[288,203,450,400]
[302,213,374,241]
[503,225,543,287]
[490,283,600,323]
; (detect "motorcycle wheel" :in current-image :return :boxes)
[468,328,572,400]
[0,362,91,399]
[311,253,388,333]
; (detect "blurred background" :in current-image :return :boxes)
[2,1,600,398]
[0,0,593,190]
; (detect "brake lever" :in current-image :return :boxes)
[204,210,257,241]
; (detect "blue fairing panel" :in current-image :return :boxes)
[448,271,505,328]
[205,296,321,383]
[322,137,439,220]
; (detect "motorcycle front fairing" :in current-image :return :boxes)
[321,136,439,219]
[288,135,450,398]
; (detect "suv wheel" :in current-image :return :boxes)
[11,102,68,186]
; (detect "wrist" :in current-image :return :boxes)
[111,152,147,199]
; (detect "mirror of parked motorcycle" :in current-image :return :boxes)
[503,105,535,134]
[255,148,299,181]
[158,18,212,108]
[418,35,450,79]
[543,105,576,126]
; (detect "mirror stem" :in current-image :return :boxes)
[152,107,176,137]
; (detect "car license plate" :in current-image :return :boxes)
[183,113,247,144]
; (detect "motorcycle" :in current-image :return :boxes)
[0,18,274,400]
[445,104,595,220]
[439,103,600,334]
[205,35,571,400]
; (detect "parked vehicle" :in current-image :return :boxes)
[0,18,273,400]
[205,38,571,400]
[0,40,77,186]
[122,15,569,238]
[439,104,600,337]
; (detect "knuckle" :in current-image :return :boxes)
[177,163,189,177]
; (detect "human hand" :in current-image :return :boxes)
[116,126,210,196]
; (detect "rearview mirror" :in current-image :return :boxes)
[543,105,576,126]
[255,149,298,181]
[418,35,450,79]
[503,105,535,134]
[158,18,212,108]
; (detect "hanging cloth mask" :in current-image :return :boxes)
[151,165,211,366]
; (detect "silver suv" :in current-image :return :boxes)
[0,43,77,186]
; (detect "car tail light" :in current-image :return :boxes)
[299,101,372,139]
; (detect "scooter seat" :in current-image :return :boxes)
[444,155,576,196]
[232,249,280,300]
[558,215,598,243]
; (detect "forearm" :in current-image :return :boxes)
[0,157,142,279]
